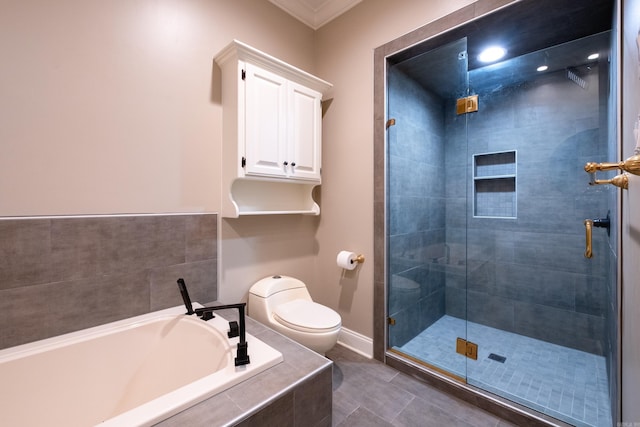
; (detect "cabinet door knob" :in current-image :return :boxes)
[283,161,288,166]
[291,162,296,167]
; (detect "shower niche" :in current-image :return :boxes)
[472,150,516,218]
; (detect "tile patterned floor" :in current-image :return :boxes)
[326,344,516,427]
[395,315,611,427]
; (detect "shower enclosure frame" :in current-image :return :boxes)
[372,0,621,425]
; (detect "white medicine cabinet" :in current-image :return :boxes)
[215,40,332,218]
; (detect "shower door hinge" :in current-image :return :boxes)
[456,337,478,360]
[456,95,479,115]
[388,317,396,325]
[386,118,396,129]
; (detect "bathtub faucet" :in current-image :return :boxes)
[195,304,250,366]
[176,279,250,366]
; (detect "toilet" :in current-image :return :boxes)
[248,275,341,355]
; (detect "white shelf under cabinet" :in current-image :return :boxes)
[215,40,332,218]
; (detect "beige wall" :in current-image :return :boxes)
[312,0,475,338]
[0,0,314,216]
[1,0,484,342]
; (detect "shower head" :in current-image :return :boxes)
[566,68,587,89]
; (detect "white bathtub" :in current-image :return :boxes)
[0,305,283,427]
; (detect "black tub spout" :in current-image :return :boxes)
[176,279,250,366]
[196,303,250,366]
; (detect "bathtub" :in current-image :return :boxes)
[0,305,283,427]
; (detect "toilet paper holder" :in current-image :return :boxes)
[336,251,366,270]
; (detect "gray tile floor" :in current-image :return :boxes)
[396,316,611,427]
[326,344,516,427]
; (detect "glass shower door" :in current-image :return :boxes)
[386,37,470,381]
[386,30,614,427]
[463,33,613,427]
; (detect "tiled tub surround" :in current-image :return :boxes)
[0,213,332,426]
[0,213,217,350]
[157,307,333,427]
[0,305,284,426]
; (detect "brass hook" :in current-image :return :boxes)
[585,154,640,176]
[588,172,629,189]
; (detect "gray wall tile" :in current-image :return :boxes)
[0,219,52,289]
[0,213,218,349]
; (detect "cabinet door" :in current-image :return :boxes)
[244,63,288,178]
[288,81,322,181]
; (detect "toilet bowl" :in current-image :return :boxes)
[248,275,341,355]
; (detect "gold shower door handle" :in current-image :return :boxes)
[584,219,593,258]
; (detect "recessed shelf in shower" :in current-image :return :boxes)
[473,150,517,218]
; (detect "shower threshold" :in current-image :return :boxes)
[393,315,611,427]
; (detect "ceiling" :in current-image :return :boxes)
[390,0,614,99]
[268,0,362,30]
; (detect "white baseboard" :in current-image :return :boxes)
[337,327,373,359]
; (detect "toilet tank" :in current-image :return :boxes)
[248,275,311,322]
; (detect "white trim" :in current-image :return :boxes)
[268,0,362,30]
[337,327,373,359]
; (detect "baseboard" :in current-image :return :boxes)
[337,327,373,359]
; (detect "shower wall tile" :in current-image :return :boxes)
[445,285,466,319]
[513,301,604,355]
[0,214,218,350]
[574,273,608,317]
[419,288,445,330]
[466,291,515,332]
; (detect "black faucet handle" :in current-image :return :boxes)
[228,321,239,338]
[235,342,250,366]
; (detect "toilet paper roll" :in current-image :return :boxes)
[337,251,358,270]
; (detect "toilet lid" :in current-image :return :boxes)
[273,299,341,333]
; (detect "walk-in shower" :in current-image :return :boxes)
[375,1,619,426]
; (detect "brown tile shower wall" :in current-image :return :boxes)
[0,213,217,350]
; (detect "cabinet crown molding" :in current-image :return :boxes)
[215,40,332,95]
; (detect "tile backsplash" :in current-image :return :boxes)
[0,213,217,350]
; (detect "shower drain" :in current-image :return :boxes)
[488,353,507,363]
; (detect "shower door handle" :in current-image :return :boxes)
[584,219,593,259]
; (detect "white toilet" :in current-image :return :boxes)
[248,275,341,355]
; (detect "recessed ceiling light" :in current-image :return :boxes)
[588,53,599,60]
[478,46,506,63]
[537,65,549,72]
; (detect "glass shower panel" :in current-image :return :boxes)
[387,38,469,380]
[464,33,613,427]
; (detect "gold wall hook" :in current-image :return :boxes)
[584,154,640,176]
[588,172,629,189]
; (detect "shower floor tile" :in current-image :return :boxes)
[394,315,611,427]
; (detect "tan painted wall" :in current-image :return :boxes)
[312,0,476,338]
[0,0,314,216]
[0,0,489,341]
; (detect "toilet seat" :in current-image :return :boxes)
[273,299,341,333]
